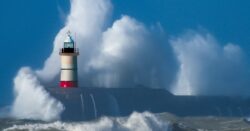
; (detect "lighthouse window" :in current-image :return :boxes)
[64,42,74,48]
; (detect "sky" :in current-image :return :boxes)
[1,0,250,107]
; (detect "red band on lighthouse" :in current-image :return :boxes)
[60,81,78,88]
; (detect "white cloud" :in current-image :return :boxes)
[85,15,175,88]
[170,31,249,95]
[36,0,175,89]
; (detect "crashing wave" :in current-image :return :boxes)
[3,112,171,131]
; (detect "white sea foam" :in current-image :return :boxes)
[11,67,64,121]
[4,112,171,131]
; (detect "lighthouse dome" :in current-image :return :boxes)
[64,33,74,43]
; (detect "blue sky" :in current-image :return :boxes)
[1,0,250,106]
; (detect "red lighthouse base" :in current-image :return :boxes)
[60,81,78,88]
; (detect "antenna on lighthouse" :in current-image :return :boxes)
[75,32,77,48]
[67,30,71,36]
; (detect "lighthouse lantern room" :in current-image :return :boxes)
[59,31,79,88]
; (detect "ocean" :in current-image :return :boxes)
[1,112,171,131]
[2,111,250,131]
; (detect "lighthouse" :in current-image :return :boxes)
[59,31,79,88]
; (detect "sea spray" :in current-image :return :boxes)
[4,112,171,131]
[11,67,64,121]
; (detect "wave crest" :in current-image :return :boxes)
[4,112,171,131]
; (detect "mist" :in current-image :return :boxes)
[170,31,249,96]
[11,67,64,121]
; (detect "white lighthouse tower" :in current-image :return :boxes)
[59,31,79,88]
